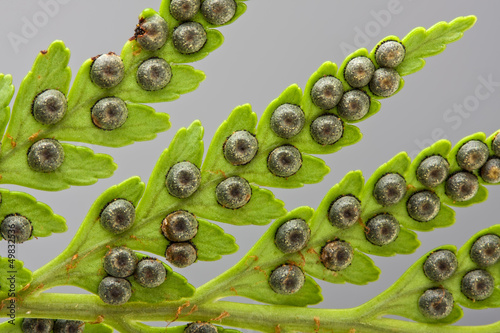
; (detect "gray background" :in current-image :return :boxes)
[1,0,500,330]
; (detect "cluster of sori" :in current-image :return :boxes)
[98,199,167,305]
[163,159,251,267]
[184,322,218,333]
[169,0,237,52]
[0,213,33,244]
[418,233,500,319]
[21,318,84,333]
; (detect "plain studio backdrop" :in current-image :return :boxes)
[1,0,500,330]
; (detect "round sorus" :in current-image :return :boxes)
[492,134,500,157]
[269,264,305,295]
[166,242,197,268]
[172,22,207,54]
[22,318,54,333]
[27,138,65,173]
[344,56,375,88]
[418,288,454,319]
[375,41,405,68]
[445,172,478,202]
[136,14,168,51]
[369,68,400,97]
[423,250,458,282]
[100,199,136,234]
[53,320,85,333]
[137,58,172,91]
[98,276,132,305]
[103,247,138,278]
[461,269,495,301]
[321,240,354,271]
[170,0,200,22]
[91,97,128,130]
[267,145,302,177]
[1,215,32,244]
[201,0,237,25]
[310,76,344,110]
[470,234,500,267]
[480,158,500,184]
[337,90,370,121]
[223,130,258,166]
[416,155,450,188]
[373,173,407,207]
[407,190,441,222]
[365,214,400,246]
[162,210,198,242]
[134,258,167,288]
[185,322,218,333]
[310,114,343,145]
[165,161,201,199]
[90,53,124,89]
[328,195,361,229]
[274,218,310,254]
[32,89,67,125]
[270,104,305,139]
[215,176,252,209]
[456,140,489,171]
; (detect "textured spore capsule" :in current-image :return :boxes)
[373,173,407,207]
[90,53,124,89]
[310,114,343,145]
[223,130,258,166]
[134,258,167,288]
[445,172,478,202]
[215,176,252,209]
[418,288,454,319]
[100,199,135,234]
[201,0,237,25]
[275,218,310,254]
[1,215,32,244]
[456,140,489,171]
[27,139,65,173]
[461,269,495,301]
[32,89,67,125]
[267,145,302,177]
[137,58,172,91]
[172,22,207,54]
[166,242,197,268]
[321,240,354,271]
[328,195,361,229]
[470,234,500,267]
[337,90,370,121]
[162,210,198,242]
[416,155,450,188]
[480,158,500,184]
[91,97,128,130]
[344,56,375,88]
[369,68,400,97]
[270,104,305,139]
[185,322,218,333]
[407,191,441,222]
[423,250,458,282]
[98,276,132,305]
[170,0,200,21]
[310,76,344,110]
[53,320,85,333]
[365,214,400,246]
[103,247,138,278]
[136,14,168,51]
[375,41,406,68]
[269,264,305,295]
[22,318,54,333]
[492,134,500,157]
[166,161,201,199]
